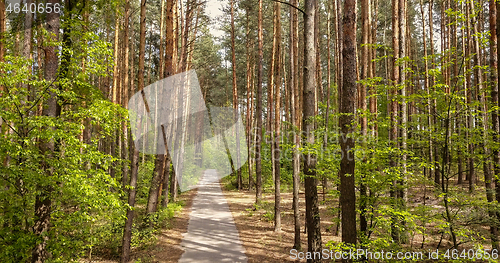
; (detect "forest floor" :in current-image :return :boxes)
[132,188,198,263]
[221,187,340,263]
[83,189,197,263]
[85,178,492,263]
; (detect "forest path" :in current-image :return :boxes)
[178,169,247,263]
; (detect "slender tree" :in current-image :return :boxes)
[495,0,500,248]
[255,0,263,204]
[122,0,147,261]
[359,0,370,237]
[340,0,357,252]
[32,1,60,262]
[245,3,254,191]
[273,1,282,233]
[390,0,400,243]
[290,0,301,249]
[484,0,500,250]
[230,0,242,190]
[303,0,322,261]
[121,0,131,191]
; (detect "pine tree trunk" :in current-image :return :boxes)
[158,0,166,77]
[304,1,322,260]
[398,0,408,243]
[487,0,499,250]
[359,0,370,237]
[428,0,440,186]
[245,6,254,191]
[370,0,378,136]
[495,1,500,248]
[290,0,301,249]
[230,0,242,190]
[32,1,60,261]
[322,0,332,203]
[255,0,264,204]
[273,1,282,233]
[340,0,357,253]
[121,0,130,190]
[390,0,400,244]
[122,0,146,261]
[147,154,164,214]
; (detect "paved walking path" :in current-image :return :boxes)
[179,169,247,263]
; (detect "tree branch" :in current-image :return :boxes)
[268,0,305,16]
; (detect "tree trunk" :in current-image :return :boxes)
[340,0,357,253]
[147,154,164,214]
[488,0,499,250]
[428,0,440,186]
[419,0,434,184]
[32,1,60,261]
[468,0,479,193]
[274,1,282,233]
[158,0,166,77]
[398,0,408,244]
[121,0,131,191]
[162,155,171,207]
[390,0,400,244]
[230,0,242,190]
[322,0,332,202]
[255,0,263,204]
[370,0,378,136]
[122,0,147,261]
[290,0,301,250]
[495,0,500,249]
[303,1,322,261]
[359,0,370,238]
[246,5,254,191]
[112,12,121,104]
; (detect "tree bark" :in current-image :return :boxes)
[359,0,370,238]
[303,1,322,261]
[255,0,263,204]
[340,0,357,253]
[158,0,166,77]
[495,0,500,249]
[32,1,60,261]
[398,0,408,243]
[290,0,301,249]
[246,5,254,191]
[487,0,499,250]
[121,0,130,191]
[390,0,400,244]
[161,155,171,207]
[274,1,282,233]
[147,154,164,214]
[230,0,242,190]
[122,0,147,261]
